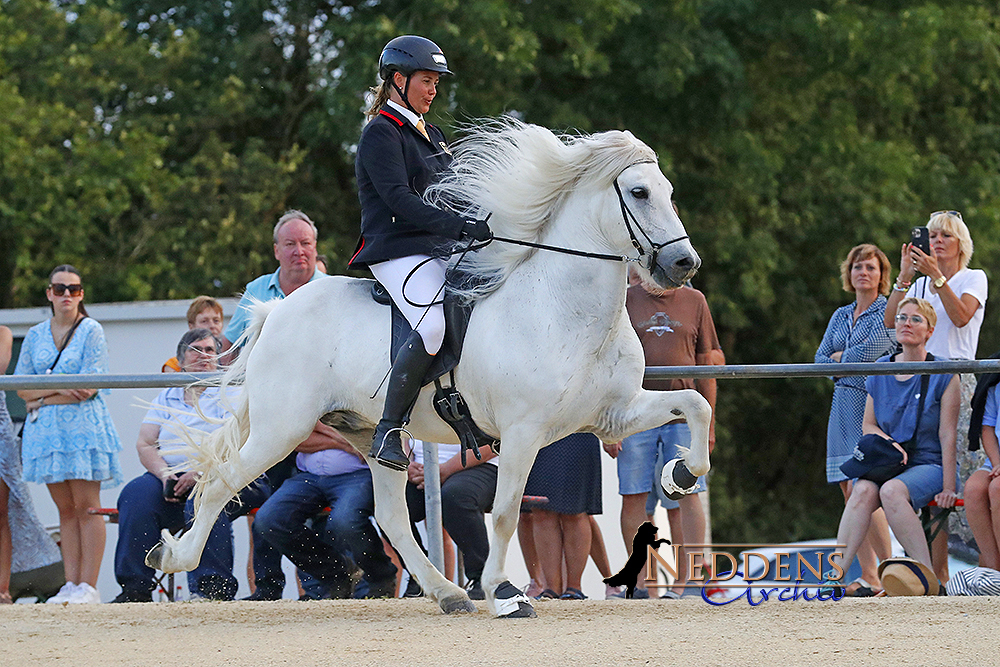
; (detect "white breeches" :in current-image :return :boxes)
[370,255,447,355]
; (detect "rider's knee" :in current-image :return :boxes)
[415,316,446,355]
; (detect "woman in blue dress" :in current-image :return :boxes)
[15,265,123,604]
[814,244,894,595]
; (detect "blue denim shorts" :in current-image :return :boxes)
[618,423,707,511]
[893,463,943,509]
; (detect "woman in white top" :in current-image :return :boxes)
[885,210,988,583]
[885,210,987,359]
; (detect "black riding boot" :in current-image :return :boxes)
[370,331,435,471]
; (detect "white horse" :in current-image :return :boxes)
[147,119,711,618]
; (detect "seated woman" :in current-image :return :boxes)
[825,297,959,588]
[965,384,1000,571]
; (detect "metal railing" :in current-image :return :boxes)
[3,358,999,391]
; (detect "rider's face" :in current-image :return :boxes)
[396,71,439,115]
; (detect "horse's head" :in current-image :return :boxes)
[612,157,701,289]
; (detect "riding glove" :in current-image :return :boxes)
[462,219,492,242]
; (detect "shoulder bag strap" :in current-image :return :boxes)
[47,316,86,373]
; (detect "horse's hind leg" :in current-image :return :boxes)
[368,464,473,614]
[482,428,543,618]
[148,429,300,575]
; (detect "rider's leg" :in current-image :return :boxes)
[369,256,447,470]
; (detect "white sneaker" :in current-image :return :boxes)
[67,583,101,604]
[46,582,79,604]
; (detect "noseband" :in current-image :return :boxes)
[613,159,689,272]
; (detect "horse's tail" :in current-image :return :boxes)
[189,297,281,509]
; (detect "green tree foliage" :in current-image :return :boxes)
[3,0,1000,543]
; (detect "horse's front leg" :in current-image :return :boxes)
[482,428,543,619]
[368,463,474,614]
[617,388,712,496]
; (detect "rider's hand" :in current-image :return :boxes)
[462,219,492,242]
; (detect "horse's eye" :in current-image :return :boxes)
[630,187,649,200]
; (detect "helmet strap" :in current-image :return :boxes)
[390,73,418,115]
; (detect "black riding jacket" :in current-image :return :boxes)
[350,106,466,268]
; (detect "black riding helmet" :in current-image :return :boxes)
[379,35,452,114]
[379,35,453,79]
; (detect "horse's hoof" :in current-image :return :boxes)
[440,595,477,614]
[661,458,697,500]
[145,541,164,570]
[493,581,536,618]
[500,602,537,619]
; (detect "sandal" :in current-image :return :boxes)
[0,591,12,605]
[845,578,881,597]
[559,587,587,600]
[534,588,559,600]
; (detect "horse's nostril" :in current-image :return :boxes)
[674,256,694,270]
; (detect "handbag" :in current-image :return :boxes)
[16,316,87,438]
[840,354,933,484]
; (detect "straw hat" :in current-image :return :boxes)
[878,558,940,596]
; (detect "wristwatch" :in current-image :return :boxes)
[933,275,947,289]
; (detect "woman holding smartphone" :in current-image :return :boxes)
[885,211,987,360]
[884,210,988,583]
[14,265,123,604]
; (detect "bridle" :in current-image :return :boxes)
[611,159,689,272]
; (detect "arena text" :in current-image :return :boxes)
[645,544,846,605]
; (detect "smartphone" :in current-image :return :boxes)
[164,477,190,501]
[910,226,930,256]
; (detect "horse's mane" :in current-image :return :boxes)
[425,117,657,301]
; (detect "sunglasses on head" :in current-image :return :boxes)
[931,210,962,220]
[50,283,83,296]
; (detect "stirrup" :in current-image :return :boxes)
[371,426,412,471]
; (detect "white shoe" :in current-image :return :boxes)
[67,583,101,604]
[46,582,79,604]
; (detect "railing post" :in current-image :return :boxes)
[421,440,446,575]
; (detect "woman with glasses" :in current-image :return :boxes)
[885,210,988,582]
[814,244,895,595]
[823,297,959,592]
[14,265,123,604]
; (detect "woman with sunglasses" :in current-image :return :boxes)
[823,297,959,593]
[14,265,123,604]
[885,210,988,583]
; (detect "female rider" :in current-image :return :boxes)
[350,35,491,470]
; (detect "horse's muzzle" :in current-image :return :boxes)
[650,246,701,288]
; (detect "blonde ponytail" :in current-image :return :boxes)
[365,80,392,121]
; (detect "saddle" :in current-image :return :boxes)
[370,275,500,464]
